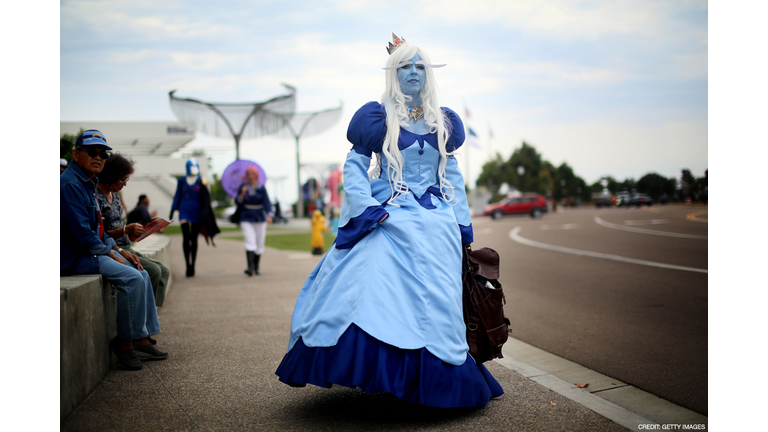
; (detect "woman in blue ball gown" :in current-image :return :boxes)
[276,35,503,408]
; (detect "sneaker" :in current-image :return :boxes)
[133,342,169,361]
[110,337,142,370]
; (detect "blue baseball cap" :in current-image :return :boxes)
[75,129,112,150]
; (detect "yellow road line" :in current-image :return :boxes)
[686,210,708,223]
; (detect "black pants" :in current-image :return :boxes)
[181,222,201,274]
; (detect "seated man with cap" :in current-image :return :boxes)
[60,129,168,370]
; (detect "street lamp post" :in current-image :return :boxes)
[168,85,296,160]
[268,103,343,219]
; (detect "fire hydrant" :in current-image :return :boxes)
[310,210,327,255]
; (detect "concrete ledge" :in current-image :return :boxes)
[60,235,173,420]
[60,275,116,420]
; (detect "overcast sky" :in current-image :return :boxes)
[59,0,708,201]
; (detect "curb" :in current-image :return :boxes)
[494,338,708,431]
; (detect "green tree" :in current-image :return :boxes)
[209,173,233,208]
[60,130,83,163]
[537,163,556,197]
[636,173,672,200]
[476,142,591,203]
[680,169,701,200]
[617,178,636,193]
[476,153,513,202]
[604,176,619,194]
[507,142,543,193]
[589,176,618,194]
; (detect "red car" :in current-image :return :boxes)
[483,193,549,219]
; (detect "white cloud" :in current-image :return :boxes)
[670,51,708,81]
[419,0,698,41]
[109,49,159,64]
[489,60,630,89]
[60,0,244,45]
[169,52,252,71]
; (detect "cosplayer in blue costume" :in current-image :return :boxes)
[276,34,503,408]
[237,165,274,276]
[170,158,220,277]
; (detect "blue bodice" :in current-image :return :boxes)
[171,176,203,223]
[380,130,441,198]
[337,102,473,249]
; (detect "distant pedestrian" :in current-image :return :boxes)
[127,194,157,225]
[170,158,220,277]
[236,166,273,276]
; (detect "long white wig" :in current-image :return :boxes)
[372,42,456,206]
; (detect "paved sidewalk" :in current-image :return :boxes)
[62,230,631,431]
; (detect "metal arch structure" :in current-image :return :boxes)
[168,84,297,160]
[267,103,343,218]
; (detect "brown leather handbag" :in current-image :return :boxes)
[462,246,512,363]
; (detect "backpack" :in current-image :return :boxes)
[461,246,512,363]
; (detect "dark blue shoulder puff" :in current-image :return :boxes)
[347,102,387,155]
[441,107,465,152]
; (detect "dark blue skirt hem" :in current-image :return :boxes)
[275,324,504,408]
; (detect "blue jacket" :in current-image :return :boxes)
[236,182,273,223]
[60,163,117,276]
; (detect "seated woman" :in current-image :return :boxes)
[96,153,171,308]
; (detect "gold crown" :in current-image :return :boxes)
[386,33,406,55]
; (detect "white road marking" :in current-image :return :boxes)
[509,226,707,274]
[594,216,707,239]
[624,219,669,226]
[540,224,581,230]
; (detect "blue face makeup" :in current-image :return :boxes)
[397,54,426,102]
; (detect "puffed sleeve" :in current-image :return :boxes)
[336,103,390,249]
[442,107,473,243]
[346,101,387,157]
[442,107,466,153]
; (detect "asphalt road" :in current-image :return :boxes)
[472,204,708,416]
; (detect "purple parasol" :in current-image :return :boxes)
[222,159,267,198]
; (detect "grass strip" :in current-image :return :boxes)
[154,224,336,253]
[221,232,337,253]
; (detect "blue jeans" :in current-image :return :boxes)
[97,254,161,340]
